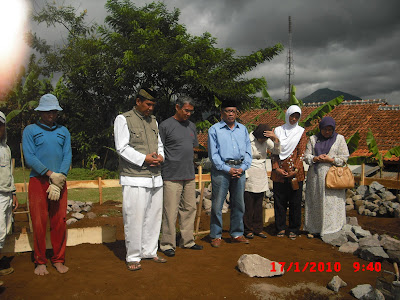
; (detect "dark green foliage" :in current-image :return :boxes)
[24,0,282,164]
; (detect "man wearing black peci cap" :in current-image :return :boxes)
[207,100,252,248]
[114,87,167,271]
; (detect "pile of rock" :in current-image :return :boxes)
[345,181,400,217]
[321,216,400,264]
[66,200,95,225]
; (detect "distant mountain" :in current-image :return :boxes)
[302,88,361,103]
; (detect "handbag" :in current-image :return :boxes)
[325,165,355,189]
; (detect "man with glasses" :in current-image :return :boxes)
[114,88,166,271]
[207,101,252,247]
[159,95,203,257]
[22,94,72,275]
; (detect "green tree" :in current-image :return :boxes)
[26,0,283,166]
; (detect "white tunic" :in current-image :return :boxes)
[304,134,349,235]
[245,132,280,193]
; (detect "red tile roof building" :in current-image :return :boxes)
[196,99,400,162]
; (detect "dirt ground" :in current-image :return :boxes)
[1,201,400,300]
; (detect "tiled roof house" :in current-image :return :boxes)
[196,99,400,163]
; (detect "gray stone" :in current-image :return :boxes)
[386,250,400,264]
[339,242,359,254]
[237,254,284,278]
[75,201,85,207]
[361,289,385,300]
[346,217,359,226]
[363,209,372,216]
[397,194,400,202]
[327,275,347,293]
[86,212,97,219]
[346,189,356,198]
[369,181,386,193]
[383,191,397,201]
[346,204,355,211]
[356,185,369,198]
[66,218,78,225]
[351,284,374,299]
[371,212,377,217]
[71,212,84,220]
[86,201,94,206]
[67,200,75,206]
[353,195,364,201]
[380,234,400,251]
[71,204,82,212]
[365,202,379,211]
[346,231,359,243]
[358,206,365,215]
[82,205,92,212]
[378,206,388,216]
[359,247,389,262]
[346,198,354,205]
[66,206,72,212]
[359,236,381,248]
[392,203,400,209]
[321,231,348,246]
[352,226,372,238]
[354,200,365,210]
[366,193,381,201]
[395,207,400,218]
[342,224,353,233]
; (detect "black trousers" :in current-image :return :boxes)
[243,191,264,235]
[273,180,303,234]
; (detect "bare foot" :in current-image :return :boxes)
[34,264,49,276]
[53,262,69,274]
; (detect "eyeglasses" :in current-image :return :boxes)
[182,109,194,114]
[223,109,237,114]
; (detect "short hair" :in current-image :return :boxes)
[176,95,195,108]
[252,124,272,139]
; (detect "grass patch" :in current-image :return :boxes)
[15,187,122,205]
[13,167,119,183]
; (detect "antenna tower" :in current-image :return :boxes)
[285,16,294,101]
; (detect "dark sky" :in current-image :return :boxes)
[29,0,400,104]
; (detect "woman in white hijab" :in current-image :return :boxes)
[271,105,307,240]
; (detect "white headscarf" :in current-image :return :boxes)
[274,105,304,160]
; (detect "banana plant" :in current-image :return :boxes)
[347,129,400,177]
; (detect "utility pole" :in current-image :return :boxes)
[285,16,294,101]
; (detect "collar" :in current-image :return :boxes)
[218,120,239,129]
[36,121,60,131]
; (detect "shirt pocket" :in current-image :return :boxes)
[130,127,144,144]
[57,133,66,147]
[33,133,44,146]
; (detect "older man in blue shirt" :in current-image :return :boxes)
[208,101,252,248]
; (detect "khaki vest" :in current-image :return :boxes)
[119,108,161,177]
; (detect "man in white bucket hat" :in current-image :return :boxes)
[22,94,72,276]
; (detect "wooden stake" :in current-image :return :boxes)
[98,177,103,205]
[195,165,205,237]
[361,163,365,186]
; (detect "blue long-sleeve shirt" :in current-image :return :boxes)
[208,120,252,173]
[22,122,72,177]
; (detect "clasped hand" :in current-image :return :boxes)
[275,168,296,178]
[229,168,243,178]
[313,154,334,163]
[145,152,164,167]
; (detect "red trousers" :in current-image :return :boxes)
[28,176,67,265]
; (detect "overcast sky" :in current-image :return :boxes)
[28,0,400,104]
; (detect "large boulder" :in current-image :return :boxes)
[237,254,284,278]
[321,231,348,247]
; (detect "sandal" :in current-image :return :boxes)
[126,261,141,271]
[277,231,285,238]
[289,232,297,240]
[151,256,167,263]
[245,233,254,239]
[255,232,267,239]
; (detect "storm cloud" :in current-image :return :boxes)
[30,0,400,104]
